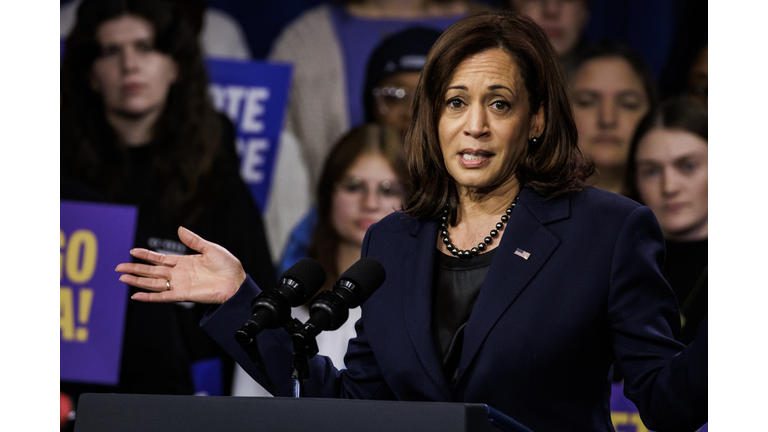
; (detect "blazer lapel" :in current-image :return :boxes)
[401,217,453,400]
[456,189,570,384]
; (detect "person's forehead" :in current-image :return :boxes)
[573,57,645,91]
[637,129,708,160]
[345,154,398,179]
[449,49,522,84]
[97,15,154,44]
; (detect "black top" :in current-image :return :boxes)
[61,117,277,401]
[664,238,708,345]
[432,248,498,389]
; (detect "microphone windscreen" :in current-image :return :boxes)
[281,258,327,298]
[338,257,386,302]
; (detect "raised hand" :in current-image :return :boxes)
[116,227,247,304]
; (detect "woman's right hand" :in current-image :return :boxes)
[116,227,246,304]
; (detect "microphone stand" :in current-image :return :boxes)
[234,325,279,396]
[285,289,352,397]
[283,318,319,398]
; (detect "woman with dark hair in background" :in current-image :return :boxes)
[236,124,406,396]
[306,125,406,296]
[277,124,406,365]
[60,0,275,405]
[300,124,405,366]
[567,40,658,196]
[118,11,706,432]
[626,97,708,345]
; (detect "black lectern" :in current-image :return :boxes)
[73,393,533,432]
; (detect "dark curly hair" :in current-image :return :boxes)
[403,10,594,223]
[60,0,232,226]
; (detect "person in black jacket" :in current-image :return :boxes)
[625,97,708,346]
[60,0,276,407]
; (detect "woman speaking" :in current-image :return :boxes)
[117,10,707,432]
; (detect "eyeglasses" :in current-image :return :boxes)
[372,86,414,115]
[335,177,405,202]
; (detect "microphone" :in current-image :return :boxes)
[303,257,386,337]
[235,258,326,344]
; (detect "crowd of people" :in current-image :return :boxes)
[61,0,708,431]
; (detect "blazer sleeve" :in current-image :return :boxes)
[199,222,393,400]
[608,205,707,431]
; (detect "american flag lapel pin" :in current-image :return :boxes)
[514,248,531,260]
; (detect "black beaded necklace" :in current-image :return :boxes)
[440,195,520,258]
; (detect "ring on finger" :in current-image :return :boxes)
[166,280,171,291]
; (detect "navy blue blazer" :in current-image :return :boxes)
[201,187,707,432]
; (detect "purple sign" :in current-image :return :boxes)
[610,383,707,432]
[206,58,292,211]
[60,201,137,385]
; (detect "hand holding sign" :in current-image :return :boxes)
[117,227,246,304]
